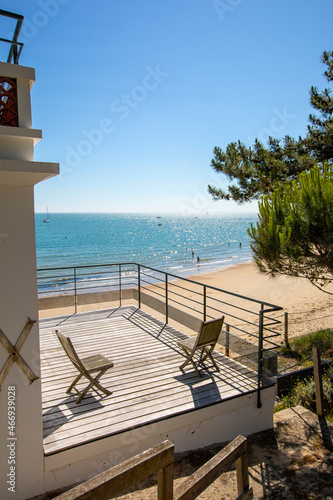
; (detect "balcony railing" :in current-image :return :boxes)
[37,262,283,407]
[0,9,24,64]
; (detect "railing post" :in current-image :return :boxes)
[284,311,289,348]
[138,264,141,309]
[119,264,122,307]
[203,285,207,322]
[165,273,168,324]
[74,267,77,314]
[157,462,174,500]
[225,324,230,357]
[312,346,325,417]
[257,305,264,408]
[236,450,250,497]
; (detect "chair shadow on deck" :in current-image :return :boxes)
[43,395,104,438]
[123,307,258,397]
[174,372,221,408]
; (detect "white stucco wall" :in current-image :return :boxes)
[44,386,275,493]
[0,186,44,500]
[0,61,58,500]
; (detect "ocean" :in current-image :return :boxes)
[35,212,258,279]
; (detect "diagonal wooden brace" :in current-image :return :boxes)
[0,318,38,389]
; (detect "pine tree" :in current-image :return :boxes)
[306,50,333,162]
[209,51,333,203]
[209,136,314,202]
[248,165,333,293]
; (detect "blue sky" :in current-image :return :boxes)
[1,0,332,213]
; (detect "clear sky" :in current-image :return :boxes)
[1,0,332,214]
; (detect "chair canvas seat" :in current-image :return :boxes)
[177,317,224,378]
[55,330,114,404]
[81,354,113,372]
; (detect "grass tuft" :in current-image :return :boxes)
[280,329,333,359]
[276,330,333,421]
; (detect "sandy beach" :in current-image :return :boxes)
[39,261,333,340]
[193,261,333,337]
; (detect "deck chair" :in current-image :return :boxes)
[177,317,224,377]
[55,330,114,404]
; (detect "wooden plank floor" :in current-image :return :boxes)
[39,306,259,456]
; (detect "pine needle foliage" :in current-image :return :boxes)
[248,164,333,292]
[307,51,333,162]
[209,51,333,203]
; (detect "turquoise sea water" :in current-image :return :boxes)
[35,212,258,278]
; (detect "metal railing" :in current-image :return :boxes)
[0,9,24,64]
[37,262,283,407]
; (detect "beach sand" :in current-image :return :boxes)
[39,261,333,340]
[193,261,333,338]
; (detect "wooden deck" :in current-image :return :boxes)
[39,306,260,456]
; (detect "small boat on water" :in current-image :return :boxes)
[43,207,50,223]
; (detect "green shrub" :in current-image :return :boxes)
[280,329,333,359]
[275,365,333,414]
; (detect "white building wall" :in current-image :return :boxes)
[0,60,59,500]
[44,386,275,492]
[0,186,44,500]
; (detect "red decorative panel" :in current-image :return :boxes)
[0,77,18,126]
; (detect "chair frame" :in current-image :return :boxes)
[177,317,225,377]
[55,330,114,404]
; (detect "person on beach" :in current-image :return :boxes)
[192,250,194,258]
[197,256,200,264]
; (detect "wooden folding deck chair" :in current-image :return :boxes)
[55,330,114,404]
[177,317,224,377]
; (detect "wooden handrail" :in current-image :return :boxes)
[174,435,252,500]
[54,440,174,500]
[54,436,252,500]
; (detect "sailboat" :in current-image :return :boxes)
[43,207,50,223]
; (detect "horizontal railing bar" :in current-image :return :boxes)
[226,326,259,339]
[168,290,203,309]
[38,281,137,295]
[168,281,204,297]
[207,295,260,317]
[140,286,165,301]
[75,267,120,274]
[37,261,282,310]
[37,262,135,272]
[139,272,165,283]
[0,9,24,20]
[138,275,165,286]
[0,37,23,47]
[135,263,283,309]
[167,298,202,317]
[76,276,119,286]
[75,273,120,280]
[262,338,280,348]
[37,262,280,311]
[261,305,283,314]
[139,279,163,290]
[263,332,281,339]
[37,271,74,278]
[214,310,260,330]
[204,304,260,327]
[75,277,122,285]
[262,318,281,326]
[261,344,280,352]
